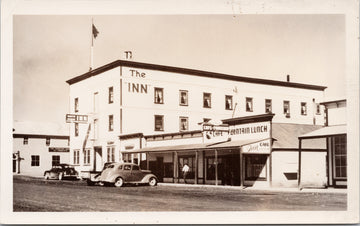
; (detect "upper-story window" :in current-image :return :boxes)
[301,102,307,115]
[23,137,28,145]
[109,87,114,104]
[74,97,79,112]
[46,138,50,146]
[284,101,290,118]
[203,93,211,108]
[179,90,188,106]
[75,123,79,137]
[154,88,164,104]
[316,103,321,115]
[265,99,272,113]
[154,115,164,131]
[225,95,233,110]
[109,115,114,131]
[246,97,253,112]
[179,117,189,131]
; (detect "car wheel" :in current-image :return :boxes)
[148,177,157,186]
[44,172,50,180]
[58,172,63,180]
[86,179,95,186]
[114,177,124,187]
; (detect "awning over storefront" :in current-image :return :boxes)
[123,138,266,153]
[299,124,346,139]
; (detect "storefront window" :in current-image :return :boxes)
[334,135,347,178]
[206,157,223,180]
[245,155,267,180]
[52,155,60,166]
[31,155,40,166]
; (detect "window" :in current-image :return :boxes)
[75,123,79,137]
[31,155,40,167]
[316,103,321,115]
[225,95,233,110]
[179,117,189,131]
[73,150,80,165]
[23,137,28,145]
[52,155,60,166]
[107,146,115,162]
[154,115,164,131]
[108,87,114,104]
[283,101,290,117]
[245,155,267,180]
[154,87,164,104]
[265,99,272,113]
[334,135,347,178]
[132,165,140,170]
[246,97,253,112]
[74,97,79,112]
[124,165,131,170]
[108,115,114,131]
[84,149,90,165]
[179,90,188,106]
[301,102,307,115]
[46,138,50,146]
[203,93,211,108]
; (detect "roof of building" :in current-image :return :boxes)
[13,121,69,138]
[299,124,346,139]
[320,99,346,105]
[272,123,324,149]
[222,113,275,125]
[66,60,327,91]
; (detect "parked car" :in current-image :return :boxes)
[44,164,79,180]
[87,162,158,187]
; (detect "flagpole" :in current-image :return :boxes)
[90,18,94,71]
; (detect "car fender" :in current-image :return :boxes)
[102,174,122,183]
[44,171,50,176]
[140,174,158,183]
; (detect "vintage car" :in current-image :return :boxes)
[44,164,79,180]
[87,162,158,187]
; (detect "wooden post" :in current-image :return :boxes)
[215,149,218,186]
[239,148,243,187]
[17,151,21,174]
[298,138,302,189]
[174,151,178,183]
[146,152,149,170]
[195,151,198,184]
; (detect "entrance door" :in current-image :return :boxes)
[94,147,103,171]
[13,159,16,173]
[156,157,164,182]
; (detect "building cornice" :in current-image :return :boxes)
[66,60,327,91]
[13,134,69,139]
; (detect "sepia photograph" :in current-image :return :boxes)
[1,0,359,224]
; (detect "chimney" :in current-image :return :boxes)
[286,74,290,82]
[124,51,133,60]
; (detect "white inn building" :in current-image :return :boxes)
[66,60,346,188]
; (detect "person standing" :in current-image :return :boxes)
[182,163,190,184]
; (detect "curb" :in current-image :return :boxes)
[158,182,347,194]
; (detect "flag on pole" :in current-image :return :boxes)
[92,24,99,39]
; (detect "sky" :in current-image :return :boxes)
[13,15,346,125]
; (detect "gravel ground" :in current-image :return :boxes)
[13,175,347,212]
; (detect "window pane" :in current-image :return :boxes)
[154,88,164,104]
[203,93,211,108]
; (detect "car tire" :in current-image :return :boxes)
[86,179,95,186]
[44,172,50,180]
[58,172,63,181]
[148,177,157,186]
[114,177,124,187]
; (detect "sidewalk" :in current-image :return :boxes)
[158,182,347,194]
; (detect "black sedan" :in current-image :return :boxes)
[44,164,78,180]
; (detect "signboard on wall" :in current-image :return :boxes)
[229,121,271,140]
[242,139,271,154]
[203,124,229,143]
